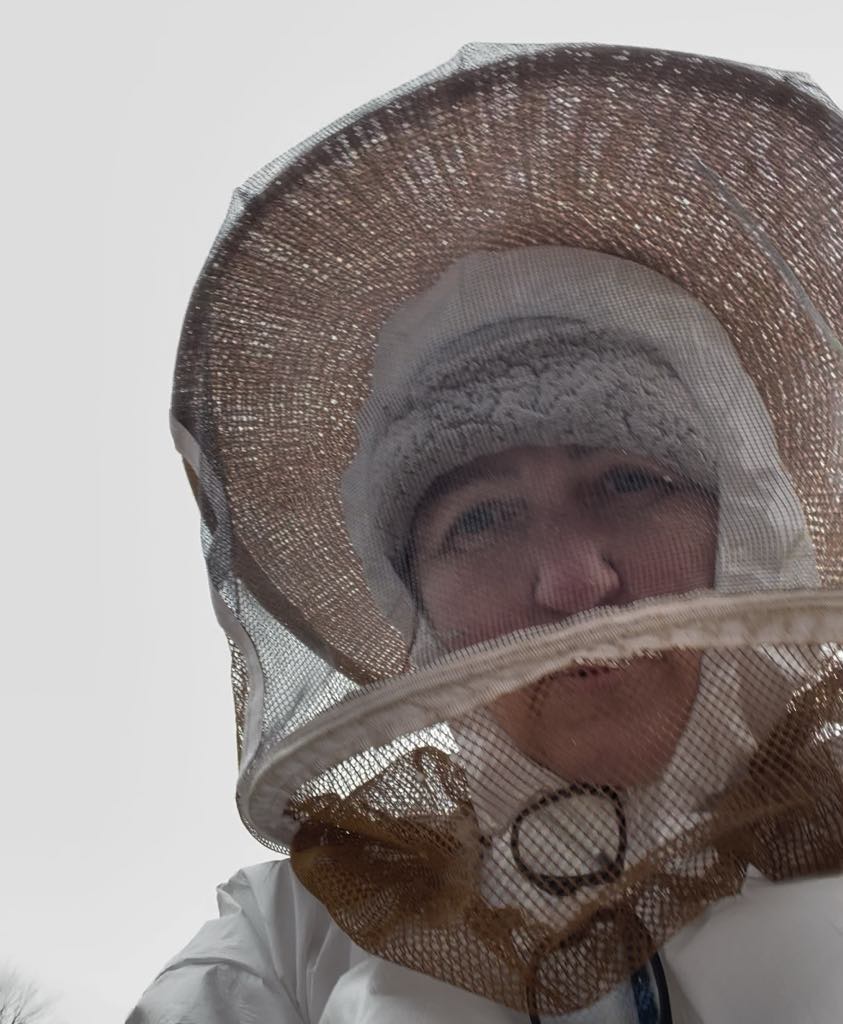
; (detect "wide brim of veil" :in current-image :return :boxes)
[172,43,843,691]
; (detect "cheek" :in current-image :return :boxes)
[417,560,534,649]
[616,498,718,597]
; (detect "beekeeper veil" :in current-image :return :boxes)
[169,43,843,1017]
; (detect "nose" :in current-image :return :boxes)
[531,524,621,618]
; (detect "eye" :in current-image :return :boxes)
[600,466,677,497]
[442,498,525,550]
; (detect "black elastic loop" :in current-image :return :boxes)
[510,782,628,897]
[650,951,673,1024]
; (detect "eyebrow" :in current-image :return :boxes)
[566,444,595,460]
[416,445,599,511]
[421,464,518,508]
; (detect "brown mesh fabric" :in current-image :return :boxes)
[288,652,843,1014]
[171,43,843,1016]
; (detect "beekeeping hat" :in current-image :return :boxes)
[171,43,843,1016]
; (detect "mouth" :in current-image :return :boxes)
[541,651,666,682]
[519,652,667,717]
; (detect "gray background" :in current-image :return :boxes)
[3,2,841,1021]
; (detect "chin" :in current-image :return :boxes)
[536,741,674,789]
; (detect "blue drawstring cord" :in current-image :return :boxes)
[631,952,673,1024]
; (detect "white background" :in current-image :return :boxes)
[3,2,841,1021]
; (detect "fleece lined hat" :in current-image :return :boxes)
[341,246,817,647]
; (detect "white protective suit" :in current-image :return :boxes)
[131,249,843,1024]
[130,250,843,1022]
[127,858,843,1023]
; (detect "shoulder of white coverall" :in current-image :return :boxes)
[125,859,360,1024]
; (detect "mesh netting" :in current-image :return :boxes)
[171,43,843,1015]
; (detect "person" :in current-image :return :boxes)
[128,43,843,1023]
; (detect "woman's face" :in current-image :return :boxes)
[409,444,718,787]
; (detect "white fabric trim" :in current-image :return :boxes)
[245,587,842,845]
